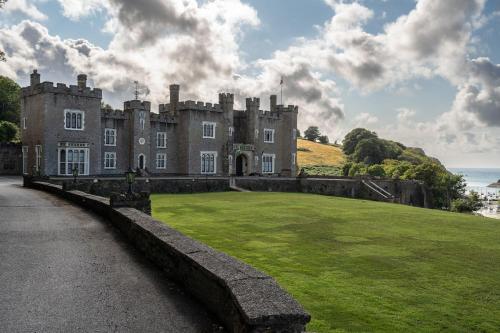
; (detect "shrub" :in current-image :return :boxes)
[318,135,329,144]
[304,126,321,141]
[451,192,483,213]
[367,164,386,177]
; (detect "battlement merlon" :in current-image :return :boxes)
[101,109,127,119]
[21,70,102,99]
[219,93,234,106]
[246,97,260,110]
[176,100,222,112]
[276,104,299,114]
[124,100,151,111]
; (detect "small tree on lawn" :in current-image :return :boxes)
[304,126,320,141]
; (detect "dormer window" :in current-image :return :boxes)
[64,110,84,130]
[203,122,216,139]
[264,129,275,143]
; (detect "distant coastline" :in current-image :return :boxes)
[448,168,500,189]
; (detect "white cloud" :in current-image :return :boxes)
[3,0,47,20]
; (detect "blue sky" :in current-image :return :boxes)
[1,0,499,167]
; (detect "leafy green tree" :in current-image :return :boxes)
[342,128,377,155]
[352,137,386,164]
[347,162,367,177]
[367,164,386,177]
[0,76,21,124]
[0,120,18,142]
[318,135,329,144]
[383,160,413,179]
[451,191,483,213]
[304,126,320,141]
[296,129,301,138]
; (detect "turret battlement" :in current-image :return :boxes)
[150,113,177,124]
[219,93,234,105]
[21,71,102,99]
[246,97,260,110]
[124,100,151,111]
[276,105,299,113]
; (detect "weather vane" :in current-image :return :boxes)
[134,80,139,100]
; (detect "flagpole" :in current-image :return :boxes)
[280,76,283,105]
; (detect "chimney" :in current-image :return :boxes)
[30,70,40,86]
[77,74,87,90]
[169,84,180,114]
[270,95,277,112]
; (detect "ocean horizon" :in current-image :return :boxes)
[448,168,500,189]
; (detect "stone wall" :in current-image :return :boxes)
[24,178,310,333]
[0,143,22,175]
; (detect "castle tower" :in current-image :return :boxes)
[124,100,151,171]
[246,97,260,146]
[169,84,180,115]
[219,93,235,174]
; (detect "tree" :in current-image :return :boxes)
[318,135,329,144]
[0,120,18,142]
[451,191,483,213]
[342,128,378,155]
[351,137,386,164]
[367,164,386,177]
[304,126,320,141]
[0,76,21,125]
[296,129,301,138]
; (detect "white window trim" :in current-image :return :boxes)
[264,128,275,143]
[156,153,167,169]
[228,155,233,174]
[229,126,234,137]
[200,151,217,174]
[57,148,90,176]
[64,109,85,131]
[203,121,216,139]
[262,153,275,174]
[104,152,117,169]
[292,153,296,166]
[104,128,117,146]
[23,117,27,130]
[157,132,167,148]
[293,128,297,140]
[35,145,42,172]
[22,146,28,175]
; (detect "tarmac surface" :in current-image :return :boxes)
[0,177,221,332]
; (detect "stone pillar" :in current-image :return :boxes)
[30,70,40,86]
[77,74,87,90]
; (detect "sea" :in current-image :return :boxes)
[448,168,500,196]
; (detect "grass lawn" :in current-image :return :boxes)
[297,138,345,167]
[152,192,500,333]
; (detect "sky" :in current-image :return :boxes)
[0,0,499,168]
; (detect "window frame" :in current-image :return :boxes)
[104,128,117,146]
[157,132,167,148]
[58,147,89,175]
[262,153,275,174]
[64,109,85,131]
[200,151,217,174]
[292,153,296,166]
[156,153,167,169]
[104,152,117,169]
[35,145,42,172]
[23,117,27,130]
[264,129,275,143]
[22,146,28,174]
[202,121,216,139]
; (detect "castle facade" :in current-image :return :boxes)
[20,71,298,177]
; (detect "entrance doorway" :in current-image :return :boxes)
[138,154,145,170]
[236,154,247,176]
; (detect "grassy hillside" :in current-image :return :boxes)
[297,139,345,175]
[153,192,500,333]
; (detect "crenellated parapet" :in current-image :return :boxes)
[150,112,177,124]
[176,100,223,112]
[276,105,299,113]
[101,109,126,119]
[246,97,260,110]
[124,100,151,111]
[21,81,103,99]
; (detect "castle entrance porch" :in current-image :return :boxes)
[236,154,249,176]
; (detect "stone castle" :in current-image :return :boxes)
[20,70,298,177]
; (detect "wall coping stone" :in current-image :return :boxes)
[25,179,311,332]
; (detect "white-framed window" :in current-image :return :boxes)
[156,153,167,169]
[264,129,275,143]
[201,151,217,174]
[229,126,234,137]
[58,148,89,175]
[254,129,259,140]
[262,154,275,174]
[157,132,167,148]
[64,109,85,130]
[228,155,233,174]
[203,122,216,139]
[23,117,27,130]
[292,153,296,166]
[104,128,116,146]
[35,145,42,172]
[104,152,116,169]
[254,155,259,167]
[22,146,28,174]
[293,128,297,140]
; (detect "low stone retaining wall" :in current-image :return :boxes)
[234,177,430,208]
[48,177,230,197]
[25,178,311,333]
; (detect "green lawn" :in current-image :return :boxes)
[152,192,500,333]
